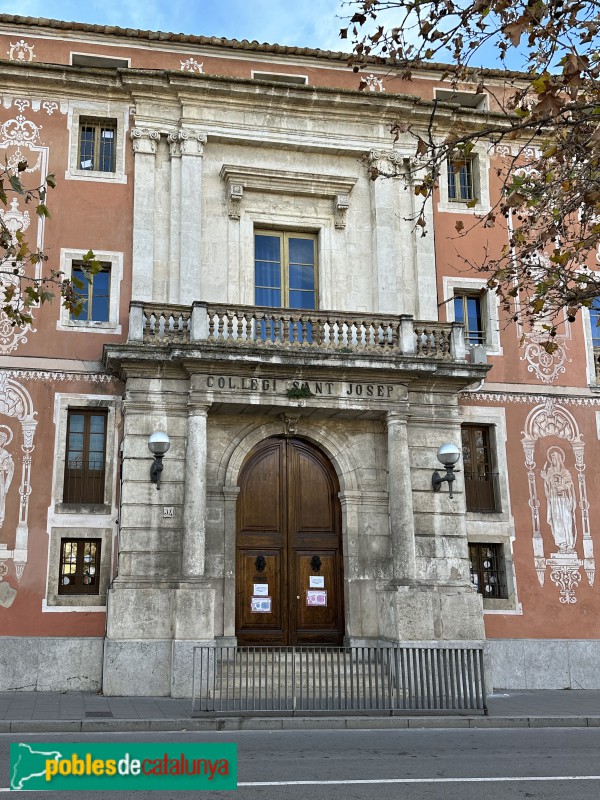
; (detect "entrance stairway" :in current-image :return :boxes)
[192,644,487,714]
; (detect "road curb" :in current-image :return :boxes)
[2,716,598,733]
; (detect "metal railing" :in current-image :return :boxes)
[192,644,487,715]
[129,301,466,361]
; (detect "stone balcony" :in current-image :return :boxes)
[127,301,470,362]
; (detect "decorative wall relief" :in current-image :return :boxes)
[0,373,37,603]
[522,399,593,603]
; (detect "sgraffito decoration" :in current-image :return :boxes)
[7,40,35,62]
[522,399,594,604]
[0,373,37,608]
[180,58,203,73]
[0,101,50,353]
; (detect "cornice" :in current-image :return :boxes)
[219,164,356,198]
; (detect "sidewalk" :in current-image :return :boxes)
[1,690,600,732]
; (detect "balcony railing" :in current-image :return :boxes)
[129,302,467,361]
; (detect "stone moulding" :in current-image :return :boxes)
[219,164,357,226]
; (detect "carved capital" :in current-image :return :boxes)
[130,127,160,154]
[368,149,405,178]
[228,183,244,219]
[180,130,207,157]
[167,130,182,158]
[168,129,207,158]
[334,194,350,229]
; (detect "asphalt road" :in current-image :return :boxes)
[2,727,600,798]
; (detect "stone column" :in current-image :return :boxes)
[387,411,416,583]
[130,128,160,300]
[181,402,210,578]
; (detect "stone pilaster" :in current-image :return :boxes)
[130,128,160,300]
[172,129,206,304]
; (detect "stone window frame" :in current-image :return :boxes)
[461,404,521,614]
[437,141,491,215]
[581,301,600,386]
[443,276,502,356]
[468,541,509,599]
[57,249,123,334]
[51,393,120,516]
[46,527,113,608]
[65,102,129,184]
[238,210,332,309]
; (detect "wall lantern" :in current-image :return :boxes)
[432,443,461,499]
[148,431,170,490]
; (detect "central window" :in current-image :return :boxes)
[254,231,317,310]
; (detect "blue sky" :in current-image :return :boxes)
[0,1,350,51]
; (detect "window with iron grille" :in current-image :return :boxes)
[454,293,485,346]
[469,543,507,599]
[78,118,117,172]
[69,263,111,323]
[58,538,102,595]
[447,156,475,202]
[63,409,107,505]
[461,424,499,512]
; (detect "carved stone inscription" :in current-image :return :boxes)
[203,375,399,401]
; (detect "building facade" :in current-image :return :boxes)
[0,15,598,696]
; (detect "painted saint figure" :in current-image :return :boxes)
[541,446,577,553]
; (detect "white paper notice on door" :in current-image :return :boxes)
[306,590,327,607]
[251,596,272,613]
[253,583,269,596]
[309,576,324,588]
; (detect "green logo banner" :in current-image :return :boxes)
[10,742,237,791]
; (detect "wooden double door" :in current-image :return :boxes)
[236,437,344,645]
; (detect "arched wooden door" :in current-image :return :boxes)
[236,437,344,646]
